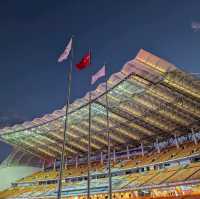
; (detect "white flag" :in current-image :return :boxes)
[91,65,106,85]
[58,38,72,62]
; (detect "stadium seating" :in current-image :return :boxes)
[115,141,200,169]
[145,166,180,185]
[165,163,200,183]
[15,141,200,187]
[1,140,200,199]
[2,161,200,198]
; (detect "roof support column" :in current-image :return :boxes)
[113,148,116,163]
[75,156,78,168]
[141,142,144,156]
[192,128,198,145]
[174,134,179,149]
[53,159,56,171]
[65,157,68,169]
[42,160,45,171]
[127,145,130,160]
[156,138,160,153]
[101,151,103,164]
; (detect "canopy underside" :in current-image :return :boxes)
[0,49,200,160]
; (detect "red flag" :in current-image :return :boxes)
[76,52,91,70]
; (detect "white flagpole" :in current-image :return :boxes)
[87,48,92,199]
[105,64,112,199]
[57,37,73,199]
[87,91,92,199]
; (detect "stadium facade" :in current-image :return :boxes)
[0,49,200,198]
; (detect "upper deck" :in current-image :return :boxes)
[0,49,199,160]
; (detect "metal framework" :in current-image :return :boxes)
[0,49,200,161]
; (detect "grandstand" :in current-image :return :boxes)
[0,49,200,198]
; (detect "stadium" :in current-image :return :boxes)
[0,49,200,199]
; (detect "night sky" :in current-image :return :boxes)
[0,0,200,162]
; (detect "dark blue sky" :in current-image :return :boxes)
[0,0,200,161]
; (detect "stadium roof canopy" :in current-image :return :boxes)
[0,49,200,160]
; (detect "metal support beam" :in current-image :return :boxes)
[42,160,45,171]
[101,151,103,164]
[127,145,130,159]
[54,159,56,170]
[174,134,179,149]
[65,157,68,169]
[113,148,116,162]
[75,156,78,168]
[156,138,160,153]
[141,142,144,156]
[192,128,198,145]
